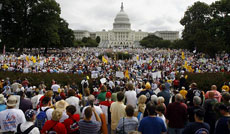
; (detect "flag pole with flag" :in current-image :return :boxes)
[3,45,5,55]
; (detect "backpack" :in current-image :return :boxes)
[47,122,58,134]
[16,124,35,134]
[83,81,88,89]
[35,107,49,130]
[70,117,80,134]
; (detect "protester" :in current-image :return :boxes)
[203,91,218,134]
[214,104,230,134]
[157,84,171,107]
[166,94,187,134]
[78,106,101,134]
[125,83,137,108]
[187,96,203,122]
[205,85,222,102]
[0,95,26,133]
[137,82,154,104]
[18,91,33,113]
[63,105,80,134]
[110,91,126,134]
[65,89,80,114]
[0,94,6,112]
[41,109,67,134]
[16,109,40,134]
[138,102,166,134]
[183,108,210,134]
[116,105,138,134]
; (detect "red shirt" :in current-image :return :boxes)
[99,100,114,106]
[63,114,80,134]
[41,120,67,134]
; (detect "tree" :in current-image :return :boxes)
[29,0,61,52]
[58,18,74,47]
[180,1,212,53]
[96,36,101,43]
[140,35,171,48]
[0,0,38,50]
[210,0,230,52]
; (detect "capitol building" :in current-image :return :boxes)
[74,3,179,48]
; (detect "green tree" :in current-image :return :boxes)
[140,34,171,48]
[29,0,61,53]
[210,0,230,52]
[96,36,101,43]
[180,1,212,53]
[0,0,37,50]
[58,18,74,47]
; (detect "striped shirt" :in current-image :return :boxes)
[78,120,101,134]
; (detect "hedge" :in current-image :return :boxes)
[0,71,229,92]
[0,71,90,90]
[185,72,230,92]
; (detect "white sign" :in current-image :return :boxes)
[116,71,124,78]
[100,78,107,84]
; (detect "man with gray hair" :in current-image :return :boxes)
[187,96,203,122]
[82,95,103,121]
[166,94,187,134]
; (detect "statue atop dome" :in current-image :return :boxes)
[121,2,124,11]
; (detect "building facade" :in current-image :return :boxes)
[154,31,179,42]
[73,3,179,48]
[96,3,148,48]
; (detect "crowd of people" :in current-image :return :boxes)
[0,48,230,134]
[0,48,230,75]
[0,75,230,134]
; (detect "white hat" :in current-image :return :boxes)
[7,95,17,107]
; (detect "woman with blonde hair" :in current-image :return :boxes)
[136,95,147,121]
[41,109,67,134]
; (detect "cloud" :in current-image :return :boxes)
[56,0,216,32]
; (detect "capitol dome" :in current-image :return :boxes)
[113,3,131,30]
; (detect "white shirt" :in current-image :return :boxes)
[59,110,69,123]
[65,96,80,114]
[82,105,103,121]
[157,114,167,128]
[125,90,137,108]
[18,121,40,134]
[36,106,54,121]
[0,108,26,132]
[51,84,60,92]
[31,94,43,109]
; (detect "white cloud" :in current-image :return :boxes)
[56,0,216,32]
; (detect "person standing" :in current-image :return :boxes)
[110,91,126,134]
[214,104,230,134]
[183,109,210,134]
[205,85,222,102]
[78,107,101,134]
[125,83,137,108]
[0,95,26,133]
[16,109,40,134]
[138,102,166,134]
[157,84,171,107]
[166,94,187,134]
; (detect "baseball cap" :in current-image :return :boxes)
[106,92,112,98]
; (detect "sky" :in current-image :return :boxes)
[55,0,216,33]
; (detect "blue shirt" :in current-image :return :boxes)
[0,104,6,112]
[138,116,166,134]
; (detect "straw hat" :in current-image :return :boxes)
[7,95,17,107]
[55,100,69,110]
